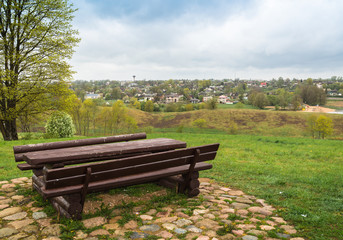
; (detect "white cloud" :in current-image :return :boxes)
[70,0,343,80]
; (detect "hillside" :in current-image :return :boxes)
[127,108,343,138]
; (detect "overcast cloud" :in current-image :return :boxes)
[70,0,343,80]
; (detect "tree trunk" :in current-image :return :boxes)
[0,119,19,141]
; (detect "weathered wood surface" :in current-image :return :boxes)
[41,161,212,198]
[14,133,147,162]
[24,138,187,165]
[44,144,218,182]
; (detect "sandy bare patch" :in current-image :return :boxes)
[300,105,335,113]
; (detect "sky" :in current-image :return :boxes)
[70,0,343,81]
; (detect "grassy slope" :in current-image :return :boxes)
[2,133,342,239]
[148,133,343,240]
[128,108,343,138]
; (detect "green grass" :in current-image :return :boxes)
[1,132,342,239]
[217,103,257,109]
[0,136,88,180]
[147,132,343,240]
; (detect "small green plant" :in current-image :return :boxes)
[45,111,75,138]
[143,126,154,134]
[227,213,243,221]
[60,218,85,239]
[192,118,207,128]
[235,102,244,109]
[176,125,184,133]
[20,132,33,140]
[227,120,238,134]
[216,224,234,236]
[117,211,139,226]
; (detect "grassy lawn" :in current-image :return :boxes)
[0,132,342,239]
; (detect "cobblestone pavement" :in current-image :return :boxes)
[0,177,305,240]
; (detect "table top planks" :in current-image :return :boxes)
[24,138,187,165]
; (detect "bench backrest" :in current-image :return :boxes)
[43,143,219,192]
[13,133,147,163]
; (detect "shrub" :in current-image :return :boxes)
[45,111,75,138]
[176,125,184,133]
[235,102,244,109]
[227,120,238,134]
[143,126,154,134]
[193,118,207,128]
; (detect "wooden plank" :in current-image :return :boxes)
[45,144,219,181]
[17,163,43,170]
[19,151,152,170]
[14,133,147,162]
[13,133,147,154]
[41,162,212,198]
[44,151,217,189]
[25,138,187,165]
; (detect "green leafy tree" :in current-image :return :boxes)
[144,100,154,112]
[291,94,302,111]
[307,115,318,139]
[307,115,333,139]
[249,91,269,109]
[206,98,218,110]
[315,115,333,139]
[80,99,96,136]
[133,100,141,110]
[0,0,80,140]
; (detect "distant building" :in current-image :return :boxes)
[203,96,213,102]
[85,93,102,99]
[190,98,200,104]
[166,94,182,103]
[218,95,233,104]
[142,94,155,101]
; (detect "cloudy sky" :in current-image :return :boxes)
[70,0,343,81]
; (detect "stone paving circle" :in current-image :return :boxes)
[0,177,306,240]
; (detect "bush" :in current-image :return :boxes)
[45,111,75,138]
[176,125,184,133]
[193,118,207,128]
[227,120,238,134]
[235,102,244,109]
[143,126,154,134]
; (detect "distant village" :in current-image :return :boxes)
[72,77,343,106]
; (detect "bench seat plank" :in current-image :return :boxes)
[24,138,186,165]
[17,163,43,170]
[41,162,212,198]
[44,144,219,181]
[14,133,147,162]
[44,151,217,189]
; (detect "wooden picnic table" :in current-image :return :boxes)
[23,138,187,165]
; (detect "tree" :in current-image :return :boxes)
[0,0,80,140]
[249,91,269,109]
[206,97,218,110]
[298,84,326,106]
[144,100,154,112]
[307,115,333,139]
[315,115,333,139]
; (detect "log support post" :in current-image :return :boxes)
[179,149,201,197]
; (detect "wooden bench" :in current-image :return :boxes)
[14,134,219,219]
[14,133,148,176]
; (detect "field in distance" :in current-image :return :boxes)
[128,108,343,139]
